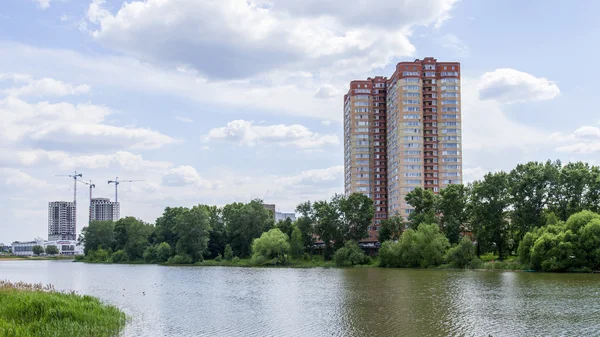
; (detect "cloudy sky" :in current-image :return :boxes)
[1,0,598,243]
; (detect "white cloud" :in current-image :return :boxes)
[478,68,560,103]
[162,166,214,189]
[60,14,70,22]
[463,167,489,183]
[0,95,178,152]
[553,126,600,154]
[314,85,340,99]
[321,120,332,126]
[439,33,469,57]
[35,0,50,10]
[203,120,339,148]
[174,116,194,123]
[274,166,343,186]
[85,0,458,79]
[1,74,90,97]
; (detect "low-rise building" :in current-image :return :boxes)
[11,238,45,256]
[275,212,296,222]
[11,238,83,256]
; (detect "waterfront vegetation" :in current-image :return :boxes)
[76,160,600,273]
[0,281,126,337]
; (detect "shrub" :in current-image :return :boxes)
[214,254,222,262]
[251,229,290,265]
[143,246,158,263]
[32,245,44,256]
[167,254,192,265]
[156,242,172,262]
[93,248,110,262]
[379,223,449,268]
[232,256,240,264]
[333,241,368,267]
[111,250,128,263]
[44,245,59,255]
[445,236,476,268]
[224,244,233,261]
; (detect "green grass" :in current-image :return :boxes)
[0,281,126,337]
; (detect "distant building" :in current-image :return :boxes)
[48,201,76,241]
[11,238,83,256]
[0,243,10,253]
[275,212,296,222]
[263,203,276,215]
[90,198,120,222]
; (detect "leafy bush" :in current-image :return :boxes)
[380,223,449,268]
[44,245,59,255]
[333,241,368,267]
[214,254,222,262]
[445,236,476,268]
[143,246,157,263]
[111,250,128,263]
[32,245,44,256]
[232,256,240,264]
[156,242,172,262]
[224,244,233,261]
[251,229,290,265]
[167,254,192,265]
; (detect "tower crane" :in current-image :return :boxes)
[107,177,144,204]
[56,171,83,237]
[77,180,95,223]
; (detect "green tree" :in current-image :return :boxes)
[154,207,186,248]
[312,198,341,260]
[438,184,470,245]
[224,200,274,257]
[276,217,295,239]
[223,244,233,261]
[111,249,128,263]
[444,236,476,268]
[405,188,439,229]
[143,245,158,263]
[338,193,374,244]
[32,245,44,256]
[251,228,290,265]
[115,217,152,261]
[508,162,553,245]
[174,205,212,262]
[81,220,115,255]
[205,206,227,259]
[44,245,59,255]
[469,172,511,260]
[379,223,449,268]
[295,201,315,249]
[156,242,172,262]
[584,166,600,213]
[378,216,403,243]
[333,241,368,267]
[290,226,303,259]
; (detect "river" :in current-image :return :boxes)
[1,260,599,336]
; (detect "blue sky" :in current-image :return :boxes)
[1,0,598,243]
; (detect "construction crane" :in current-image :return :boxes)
[107,177,144,204]
[77,180,95,223]
[56,171,83,235]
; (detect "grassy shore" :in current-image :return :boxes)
[0,281,126,337]
[0,255,75,261]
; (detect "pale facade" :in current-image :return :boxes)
[48,201,76,241]
[90,198,120,222]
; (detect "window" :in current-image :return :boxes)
[404,150,421,155]
[403,71,420,76]
[404,158,421,162]
[355,95,370,100]
[442,107,459,112]
[357,160,369,165]
[442,136,460,141]
[441,78,459,84]
[355,154,370,158]
[403,92,420,97]
[354,101,369,106]
[442,150,461,155]
[403,100,420,105]
[356,121,369,126]
[355,134,369,139]
[404,187,416,192]
[403,114,420,119]
[355,89,370,93]
[443,143,460,148]
[440,72,459,76]
[405,78,420,83]
[443,164,461,170]
[442,129,459,134]
[403,122,421,126]
[443,122,460,127]
[354,108,370,113]
[443,157,460,163]
[403,136,421,141]
[404,128,420,134]
[441,85,459,91]
[442,114,458,119]
[355,147,369,152]
[443,172,461,177]
[441,100,459,105]
[424,72,436,77]
[424,65,435,70]
[404,172,422,177]
[405,180,421,184]
[356,128,369,132]
[404,143,420,148]
[403,85,420,90]
[403,106,421,112]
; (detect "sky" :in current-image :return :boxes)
[1,0,599,243]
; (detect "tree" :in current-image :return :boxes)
[174,205,212,262]
[379,223,449,268]
[224,200,274,257]
[312,198,341,260]
[469,172,511,260]
[205,206,227,259]
[224,244,233,261]
[156,242,172,262]
[295,201,315,249]
[143,245,157,263]
[114,217,152,261]
[44,245,59,255]
[338,193,374,244]
[81,220,115,255]
[445,236,476,268]
[276,217,295,239]
[32,245,44,256]
[154,207,186,248]
[405,188,439,229]
[508,162,553,245]
[333,241,368,267]
[438,184,470,245]
[378,216,403,243]
[290,226,303,259]
[251,228,290,265]
[111,249,128,263]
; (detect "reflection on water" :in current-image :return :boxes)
[1,261,600,336]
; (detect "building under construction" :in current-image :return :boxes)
[48,201,76,241]
[90,198,120,222]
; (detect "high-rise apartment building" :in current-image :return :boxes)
[90,198,120,222]
[344,57,462,241]
[48,201,76,241]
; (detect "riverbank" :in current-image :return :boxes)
[0,280,126,337]
[0,255,74,261]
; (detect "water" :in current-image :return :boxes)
[1,261,600,336]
